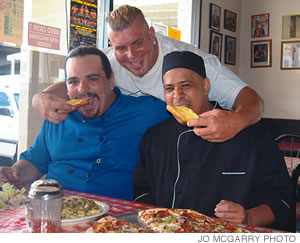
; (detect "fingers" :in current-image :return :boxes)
[214,200,246,224]
[0,167,20,186]
[44,101,72,124]
[187,109,239,142]
[39,93,73,124]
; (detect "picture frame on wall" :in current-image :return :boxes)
[281,41,300,69]
[209,30,223,61]
[282,14,300,39]
[251,39,272,68]
[251,13,270,38]
[209,3,221,31]
[224,9,237,32]
[224,35,236,65]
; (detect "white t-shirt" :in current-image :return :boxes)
[103,32,247,110]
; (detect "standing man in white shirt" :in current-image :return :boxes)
[32,5,264,143]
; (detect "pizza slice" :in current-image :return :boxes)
[57,98,89,114]
[86,215,154,233]
[166,105,198,123]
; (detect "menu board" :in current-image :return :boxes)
[0,0,24,45]
[69,0,98,51]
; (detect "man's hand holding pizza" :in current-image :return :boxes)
[32,92,72,124]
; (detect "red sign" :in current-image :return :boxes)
[28,22,61,50]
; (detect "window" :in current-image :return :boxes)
[113,0,195,44]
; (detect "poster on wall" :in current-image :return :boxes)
[0,0,24,45]
[69,0,97,51]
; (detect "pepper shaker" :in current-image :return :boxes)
[27,179,63,233]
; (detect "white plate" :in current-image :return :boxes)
[61,200,110,226]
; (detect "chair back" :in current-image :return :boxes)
[275,133,300,232]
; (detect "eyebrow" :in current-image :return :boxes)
[67,73,100,81]
[164,80,193,86]
[114,38,144,49]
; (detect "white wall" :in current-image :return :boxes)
[239,0,300,119]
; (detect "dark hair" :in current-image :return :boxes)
[64,46,112,80]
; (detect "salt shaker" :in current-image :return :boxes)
[27,179,63,233]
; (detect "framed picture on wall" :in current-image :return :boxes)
[224,35,236,65]
[281,41,300,69]
[251,13,270,38]
[251,39,272,68]
[282,14,300,39]
[209,30,223,61]
[209,3,221,31]
[224,9,237,32]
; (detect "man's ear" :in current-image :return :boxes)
[203,78,210,95]
[109,72,115,90]
[149,26,156,42]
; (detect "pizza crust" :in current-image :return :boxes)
[57,98,89,114]
[166,105,198,123]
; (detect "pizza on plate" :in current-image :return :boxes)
[138,208,249,233]
[86,215,154,233]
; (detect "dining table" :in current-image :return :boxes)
[0,189,288,233]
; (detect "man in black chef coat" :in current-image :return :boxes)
[132,51,292,231]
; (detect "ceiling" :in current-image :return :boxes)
[0,45,21,76]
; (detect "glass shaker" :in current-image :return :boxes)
[27,179,63,233]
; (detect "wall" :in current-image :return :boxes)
[200,0,241,75]
[239,0,300,120]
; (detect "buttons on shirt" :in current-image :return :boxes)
[96,158,101,164]
[99,137,104,142]
[67,169,73,174]
[82,119,87,123]
[78,138,83,142]
[100,117,104,122]
[86,173,92,178]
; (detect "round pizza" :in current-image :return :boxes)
[138,208,249,233]
[87,208,249,233]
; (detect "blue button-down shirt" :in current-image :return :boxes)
[20,88,170,200]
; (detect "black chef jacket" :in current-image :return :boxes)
[133,116,292,230]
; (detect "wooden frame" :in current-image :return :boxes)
[209,3,221,31]
[251,39,272,68]
[209,30,223,61]
[281,41,300,70]
[282,14,300,39]
[224,35,236,65]
[224,9,237,32]
[251,13,270,38]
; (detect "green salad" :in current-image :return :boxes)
[0,182,27,208]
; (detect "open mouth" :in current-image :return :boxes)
[129,57,143,68]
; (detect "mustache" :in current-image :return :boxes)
[76,92,99,100]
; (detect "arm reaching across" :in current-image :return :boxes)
[214,200,275,227]
[187,87,264,142]
[0,160,43,188]
[32,82,73,124]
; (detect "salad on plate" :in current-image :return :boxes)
[0,182,27,208]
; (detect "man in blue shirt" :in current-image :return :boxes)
[0,47,170,200]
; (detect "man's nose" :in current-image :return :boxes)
[126,46,136,59]
[173,87,184,98]
[78,80,89,93]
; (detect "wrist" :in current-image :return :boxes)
[244,210,249,224]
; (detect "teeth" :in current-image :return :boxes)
[131,58,142,66]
